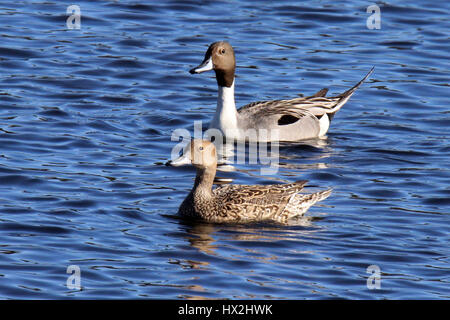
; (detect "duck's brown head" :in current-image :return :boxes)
[169,139,217,170]
[189,41,236,88]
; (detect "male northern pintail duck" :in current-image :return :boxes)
[169,139,332,223]
[190,41,374,142]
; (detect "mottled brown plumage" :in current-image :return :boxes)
[170,140,332,223]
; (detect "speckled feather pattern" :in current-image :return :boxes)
[178,180,332,223]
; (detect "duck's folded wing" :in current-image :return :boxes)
[238,68,374,120]
[212,181,307,221]
[238,96,337,122]
[214,180,307,198]
[238,99,320,129]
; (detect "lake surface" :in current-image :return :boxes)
[0,0,449,299]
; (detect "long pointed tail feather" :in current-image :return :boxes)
[337,67,374,99]
[324,67,374,118]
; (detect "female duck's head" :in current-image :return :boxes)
[169,139,217,170]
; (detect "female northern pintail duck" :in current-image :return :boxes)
[190,41,374,142]
[169,139,332,223]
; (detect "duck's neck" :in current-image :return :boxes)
[211,81,238,132]
[192,165,216,198]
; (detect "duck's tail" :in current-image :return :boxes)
[300,68,374,131]
[282,188,332,221]
[330,67,374,115]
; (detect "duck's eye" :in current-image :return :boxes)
[220,48,226,54]
[199,146,204,151]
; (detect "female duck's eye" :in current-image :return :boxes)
[221,48,225,54]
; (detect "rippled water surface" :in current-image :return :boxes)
[0,0,449,299]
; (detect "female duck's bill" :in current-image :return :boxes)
[168,139,332,223]
[188,41,374,142]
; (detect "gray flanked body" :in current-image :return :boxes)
[169,140,332,223]
[190,41,374,142]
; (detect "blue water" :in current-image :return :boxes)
[0,0,449,299]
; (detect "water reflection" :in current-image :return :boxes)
[179,217,322,256]
[213,137,333,179]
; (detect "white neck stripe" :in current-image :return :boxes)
[210,81,239,135]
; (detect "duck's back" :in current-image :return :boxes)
[209,181,309,222]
